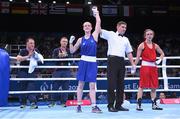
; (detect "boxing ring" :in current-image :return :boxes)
[0,56,180,119]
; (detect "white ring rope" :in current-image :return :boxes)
[9,89,180,94]
[12,77,179,81]
[10,56,180,61]
[10,65,180,69]
[9,56,180,94]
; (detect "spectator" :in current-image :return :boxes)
[48,37,71,108]
[16,37,40,109]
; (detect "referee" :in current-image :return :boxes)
[100,21,135,112]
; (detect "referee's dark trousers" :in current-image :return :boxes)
[107,55,125,108]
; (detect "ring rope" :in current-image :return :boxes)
[9,89,180,95]
[9,56,180,94]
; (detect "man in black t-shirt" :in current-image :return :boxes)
[16,37,40,109]
[48,37,71,107]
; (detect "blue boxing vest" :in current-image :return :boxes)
[0,48,10,106]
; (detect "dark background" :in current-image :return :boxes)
[0,0,180,33]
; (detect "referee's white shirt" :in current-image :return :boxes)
[100,29,133,58]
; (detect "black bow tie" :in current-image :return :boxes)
[118,34,123,37]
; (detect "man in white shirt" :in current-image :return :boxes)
[100,21,135,112]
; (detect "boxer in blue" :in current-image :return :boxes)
[69,6,102,113]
